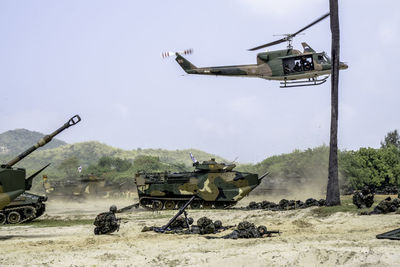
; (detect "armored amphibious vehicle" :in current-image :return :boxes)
[134,158,266,210]
[43,174,124,200]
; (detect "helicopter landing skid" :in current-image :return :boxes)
[280,75,329,88]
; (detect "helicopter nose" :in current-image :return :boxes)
[340,62,348,70]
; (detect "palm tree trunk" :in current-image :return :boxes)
[326,0,341,206]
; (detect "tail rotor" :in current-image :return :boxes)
[161,49,193,59]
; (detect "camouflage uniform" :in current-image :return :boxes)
[141,216,194,233]
[197,216,216,234]
[220,221,270,239]
[248,201,259,209]
[143,216,227,235]
[94,205,120,235]
[370,197,400,214]
[247,198,325,211]
[170,216,193,229]
[352,187,374,209]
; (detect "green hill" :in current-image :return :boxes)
[0,139,225,179]
[0,129,225,177]
[27,141,225,174]
[0,129,67,155]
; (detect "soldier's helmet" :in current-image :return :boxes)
[109,205,117,213]
[214,220,222,229]
[257,225,268,235]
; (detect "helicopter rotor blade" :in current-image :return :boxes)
[248,12,330,51]
[291,12,330,37]
[248,37,288,51]
[161,52,176,58]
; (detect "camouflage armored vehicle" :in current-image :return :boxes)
[43,174,123,200]
[0,192,47,224]
[0,115,81,211]
[134,158,266,210]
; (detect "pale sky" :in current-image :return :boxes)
[0,1,399,163]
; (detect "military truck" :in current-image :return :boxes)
[0,115,81,221]
[134,158,267,210]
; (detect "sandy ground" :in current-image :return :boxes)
[1,195,400,267]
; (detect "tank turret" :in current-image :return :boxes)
[0,115,81,210]
[193,158,236,172]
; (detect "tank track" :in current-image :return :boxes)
[138,196,237,210]
[0,203,46,224]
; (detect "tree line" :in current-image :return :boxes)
[55,130,400,193]
[240,130,400,192]
[57,154,188,181]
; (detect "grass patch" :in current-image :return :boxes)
[28,219,94,227]
[310,195,398,217]
[311,196,365,217]
[136,214,175,220]
[311,204,360,217]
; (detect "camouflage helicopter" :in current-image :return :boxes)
[162,13,348,88]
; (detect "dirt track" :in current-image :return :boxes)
[1,196,400,266]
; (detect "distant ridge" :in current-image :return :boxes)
[0,129,226,178]
[12,141,226,174]
[0,129,67,155]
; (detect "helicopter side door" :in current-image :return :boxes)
[282,55,314,75]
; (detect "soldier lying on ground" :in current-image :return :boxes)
[188,217,228,234]
[94,205,120,235]
[247,198,326,211]
[141,216,233,234]
[142,215,194,232]
[368,197,400,215]
[205,221,279,239]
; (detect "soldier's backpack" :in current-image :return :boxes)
[94,212,109,227]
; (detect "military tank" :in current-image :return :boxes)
[43,174,124,200]
[134,158,267,210]
[0,115,81,218]
[0,192,47,224]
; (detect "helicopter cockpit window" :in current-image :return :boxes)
[283,55,314,75]
[317,53,330,64]
[323,52,331,63]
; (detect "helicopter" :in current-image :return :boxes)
[162,13,348,88]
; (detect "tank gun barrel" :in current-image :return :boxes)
[259,172,270,180]
[6,115,81,167]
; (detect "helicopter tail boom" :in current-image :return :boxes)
[175,54,197,73]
